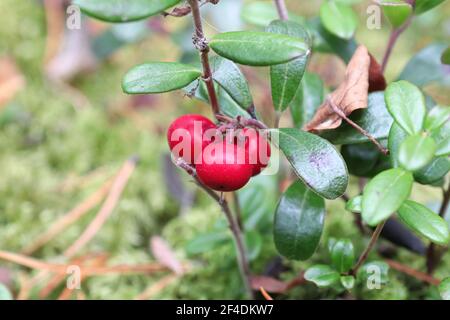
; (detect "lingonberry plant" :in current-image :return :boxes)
[74,0,450,299]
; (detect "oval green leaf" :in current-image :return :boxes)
[330,239,355,273]
[425,105,450,132]
[362,168,413,226]
[209,31,309,66]
[319,2,358,40]
[74,0,181,22]
[431,121,450,157]
[346,195,362,213]
[304,265,340,287]
[415,0,446,14]
[340,275,355,290]
[267,20,311,111]
[272,128,349,199]
[414,156,450,185]
[388,122,408,168]
[273,180,325,260]
[380,0,413,28]
[385,81,426,135]
[439,277,450,300]
[398,200,450,245]
[398,134,436,171]
[122,62,202,94]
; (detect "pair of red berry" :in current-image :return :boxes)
[167,114,271,192]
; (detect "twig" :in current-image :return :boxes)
[188,0,220,117]
[232,192,244,230]
[274,0,289,20]
[260,287,274,300]
[385,259,440,286]
[381,15,413,73]
[350,221,386,276]
[327,98,389,155]
[426,186,450,274]
[64,156,139,258]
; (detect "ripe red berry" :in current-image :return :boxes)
[196,140,253,192]
[167,114,216,164]
[241,128,271,176]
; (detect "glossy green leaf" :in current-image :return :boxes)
[122,62,201,94]
[74,0,181,22]
[398,43,450,87]
[385,81,426,135]
[431,121,450,156]
[362,168,413,226]
[210,56,253,109]
[272,128,349,199]
[319,2,358,40]
[185,232,228,255]
[267,20,310,112]
[380,0,413,28]
[346,195,362,213]
[330,239,354,273]
[398,134,436,171]
[425,105,450,131]
[388,123,408,168]
[415,0,446,14]
[304,265,340,287]
[340,275,355,289]
[240,2,304,27]
[442,46,450,65]
[398,200,450,245]
[209,31,309,66]
[439,277,450,300]
[321,92,394,145]
[341,143,382,177]
[414,156,450,185]
[0,284,12,300]
[290,72,324,128]
[273,180,325,260]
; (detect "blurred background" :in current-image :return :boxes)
[0,0,449,299]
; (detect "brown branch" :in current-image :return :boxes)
[260,287,274,300]
[385,259,440,286]
[328,98,389,155]
[350,220,386,276]
[188,0,220,117]
[274,0,289,20]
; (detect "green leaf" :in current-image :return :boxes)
[267,20,311,112]
[385,81,426,135]
[240,1,304,27]
[122,62,201,94]
[414,156,450,185]
[439,277,450,300]
[388,123,408,168]
[245,231,263,261]
[74,0,181,22]
[304,265,340,287]
[209,31,309,66]
[319,2,358,40]
[341,143,383,177]
[290,72,324,128]
[431,121,450,156]
[340,275,355,290]
[398,200,450,245]
[441,46,450,65]
[272,128,349,199]
[415,0,446,14]
[210,56,253,109]
[185,232,228,255]
[362,168,413,226]
[398,134,436,171]
[398,43,450,87]
[380,0,413,28]
[273,180,325,260]
[425,105,450,132]
[0,284,12,300]
[346,195,362,213]
[320,92,394,145]
[330,239,354,273]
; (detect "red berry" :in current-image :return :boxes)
[167,114,216,164]
[196,140,253,192]
[241,128,271,176]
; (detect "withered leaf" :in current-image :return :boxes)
[304,45,370,131]
[150,236,184,275]
[368,54,386,93]
[250,275,288,293]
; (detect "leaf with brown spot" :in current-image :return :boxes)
[368,54,386,93]
[304,45,370,131]
[150,236,184,275]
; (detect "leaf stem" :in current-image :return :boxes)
[327,98,389,155]
[175,159,255,299]
[350,220,386,276]
[188,0,221,117]
[274,0,289,20]
[381,15,413,73]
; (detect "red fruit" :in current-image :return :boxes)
[241,128,271,176]
[196,140,253,192]
[167,114,216,164]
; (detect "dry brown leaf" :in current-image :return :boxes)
[0,57,25,108]
[150,236,184,275]
[304,45,370,131]
[250,275,288,293]
[368,54,387,93]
